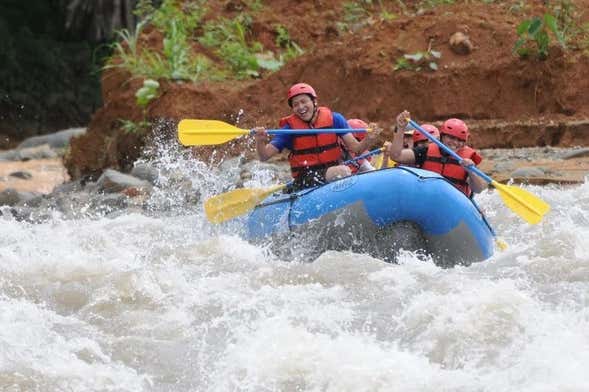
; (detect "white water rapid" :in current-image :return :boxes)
[1,141,588,392]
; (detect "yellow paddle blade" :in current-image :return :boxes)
[492,181,550,225]
[372,154,383,168]
[372,154,396,169]
[204,184,287,224]
[178,119,249,146]
[495,238,509,251]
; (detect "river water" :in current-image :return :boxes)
[1,142,588,392]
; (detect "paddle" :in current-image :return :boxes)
[372,153,396,169]
[204,147,386,224]
[178,119,367,146]
[408,119,550,225]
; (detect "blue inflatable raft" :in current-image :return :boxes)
[245,166,495,267]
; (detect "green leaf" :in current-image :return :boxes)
[528,18,543,36]
[430,50,442,59]
[380,11,397,21]
[513,37,526,53]
[143,79,160,89]
[405,52,424,62]
[516,20,532,36]
[135,79,160,108]
[544,13,565,46]
[516,47,530,57]
[256,54,283,71]
[394,57,411,71]
[543,13,558,34]
[536,30,549,49]
[429,62,438,70]
[536,30,550,57]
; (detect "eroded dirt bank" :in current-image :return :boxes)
[63,1,589,180]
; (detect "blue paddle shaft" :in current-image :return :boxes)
[260,128,366,135]
[408,120,492,183]
[343,147,383,164]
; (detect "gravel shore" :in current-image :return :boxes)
[1,146,588,196]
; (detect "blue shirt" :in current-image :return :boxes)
[270,112,350,152]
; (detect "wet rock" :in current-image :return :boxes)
[53,192,93,219]
[96,169,152,194]
[5,206,38,223]
[17,193,45,208]
[17,128,86,149]
[19,144,58,160]
[130,163,159,184]
[89,193,129,213]
[0,150,20,161]
[0,188,39,206]
[51,179,85,195]
[510,167,546,178]
[9,171,32,180]
[491,161,517,174]
[562,148,589,159]
[0,189,20,205]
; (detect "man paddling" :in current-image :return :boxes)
[253,83,380,191]
[387,110,488,197]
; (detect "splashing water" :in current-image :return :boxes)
[1,139,588,391]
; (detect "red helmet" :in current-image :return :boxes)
[287,83,317,106]
[348,118,368,140]
[348,118,368,129]
[413,124,440,143]
[441,118,469,141]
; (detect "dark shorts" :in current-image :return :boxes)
[287,168,328,193]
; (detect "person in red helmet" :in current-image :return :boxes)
[379,123,421,168]
[403,129,415,149]
[254,83,380,190]
[386,110,487,197]
[412,123,440,148]
[342,118,376,173]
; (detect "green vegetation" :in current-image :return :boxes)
[394,44,442,72]
[199,14,268,78]
[338,0,397,31]
[510,0,589,59]
[104,22,146,77]
[118,79,160,134]
[105,1,213,81]
[102,0,307,136]
[275,24,305,61]
[244,0,263,12]
[118,118,151,134]
[513,13,565,59]
[551,0,589,55]
[106,0,302,82]
[508,0,528,14]
[135,79,160,108]
[342,1,370,26]
[418,0,455,9]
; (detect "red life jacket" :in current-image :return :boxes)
[421,144,482,197]
[279,107,343,178]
